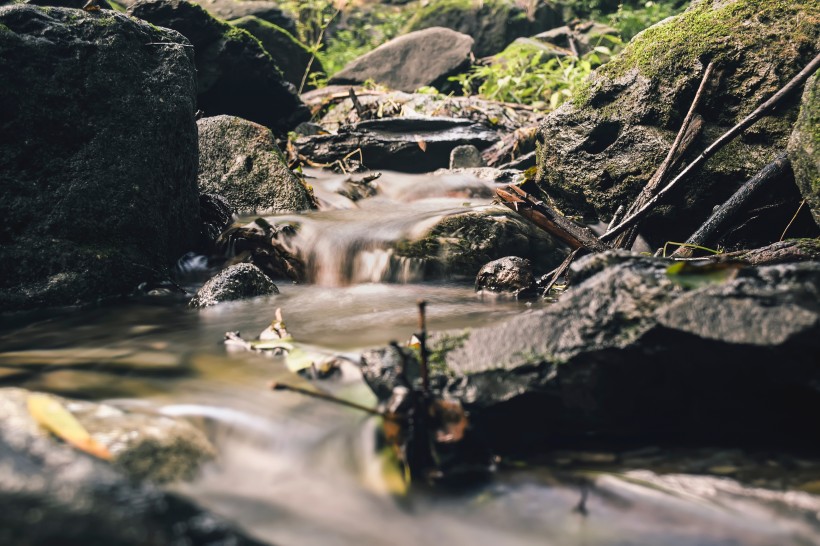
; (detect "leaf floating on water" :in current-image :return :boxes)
[26,393,113,461]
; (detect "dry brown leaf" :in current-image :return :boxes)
[27,393,113,461]
[415,135,427,152]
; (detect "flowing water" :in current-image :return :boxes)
[2,170,820,545]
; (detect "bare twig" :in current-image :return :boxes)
[780,199,807,242]
[614,61,714,248]
[417,300,430,396]
[671,151,790,257]
[348,87,367,118]
[542,248,582,294]
[270,381,401,419]
[672,239,820,266]
[602,52,820,243]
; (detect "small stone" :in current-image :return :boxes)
[190,263,278,308]
[475,256,535,297]
[450,145,484,169]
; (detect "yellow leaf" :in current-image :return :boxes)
[27,393,112,461]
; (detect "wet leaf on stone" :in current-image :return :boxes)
[27,393,113,461]
[665,261,741,289]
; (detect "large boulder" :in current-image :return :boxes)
[128,0,309,133]
[231,15,324,90]
[404,0,562,57]
[198,115,315,213]
[0,389,262,545]
[535,0,820,246]
[0,5,200,310]
[113,0,299,32]
[788,74,820,227]
[328,27,474,92]
[363,248,820,452]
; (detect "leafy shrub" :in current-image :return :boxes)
[607,1,688,41]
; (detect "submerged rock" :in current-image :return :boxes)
[190,263,278,308]
[535,0,820,246]
[394,206,566,278]
[404,0,562,57]
[372,252,820,452]
[328,27,474,92]
[475,256,535,297]
[294,117,500,173]
[0,5,200,310]
[198,115,315,213]
[0,388,214,483]
[0,391,261,545]
[231,15,324,90]
[788,74,820,227]
[128,0,309,133]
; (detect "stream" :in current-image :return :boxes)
[2,170,820,545]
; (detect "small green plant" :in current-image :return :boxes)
[451,35,621,110]
[608,1,687,41]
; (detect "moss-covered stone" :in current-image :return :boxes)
[788,74,820,226]
[536,0,819,246]
[405,0,562,57]
[230,15,323,90]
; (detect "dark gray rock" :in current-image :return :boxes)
[394,205,566,278]
[535,0,819,246]
[531,21,617,56]
[0,392,263,545]
[475,256,535,297]
[195,0,297,34]
[128,0,309,133]
[198,115,315,213]
[294,117,500,173]
[199,193,235,247]
[328,27,474,92]
[0,5,200,310]
[190,263,278,308]
[231,15,324,90]
[2,0,115,9]
[450,144,484,169]
[450,253,820,450]
[405,0,562,57]
[788,74,820,227]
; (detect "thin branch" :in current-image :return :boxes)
[417,300,430,396]
[601,52,820,242]
[780,199,807,241]
[614,61,714,248]
[270,381,401,419]
[541,248,582,294]
[671,151,790,258]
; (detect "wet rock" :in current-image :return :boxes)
[450,144,484,169]
[531,21,617,56]
[0,5,200,310]
[394,205,566,278]
[535,0,820,246]
[199,192,236,248]
[475,256,535,297]
[128,0,309,133]
[190,263,278,308]
[305,88,541,134]
[433,167,523,184]
[437,253,820,451]
[328,27,474,92]
[0,388,214,483]
[231,15,324,90]
[0,393,262,545]
[198,115,315,213]
[788,74,820,226]
[294,117,500,173]
[4,0,114,8]
[404,0,562,57]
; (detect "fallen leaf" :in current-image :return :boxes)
[27,393,112,461]
[415,136,427,152]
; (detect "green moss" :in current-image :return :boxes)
[576,0,820,107]
[428,330,471,375]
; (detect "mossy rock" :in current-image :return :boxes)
[788,73,820,227]
[393,205,566,278]
[536,0,820,246]
[405,0,562,57]
[230,15,323,90]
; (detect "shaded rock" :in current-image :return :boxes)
[531,21,617,56]
[195,0,297,33]
[450,144,484,168]
[3,0,114,8]
[199,192,236,248]
[436,253,819,451]
[328,27,474,92]
[198,115,315,213]
[535,0,820,247]
[0,5,200,310]
[0,392,262,545]
[190,263,278,308]
[0,388,214,483]
[475,256,535,297]
[294,117,500,173]
[394,205,566,278]
[128,0,309,133]
[788,74,820,227]
[309,88,541,134]
[231,15,324,90]
[405,0,562,57]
